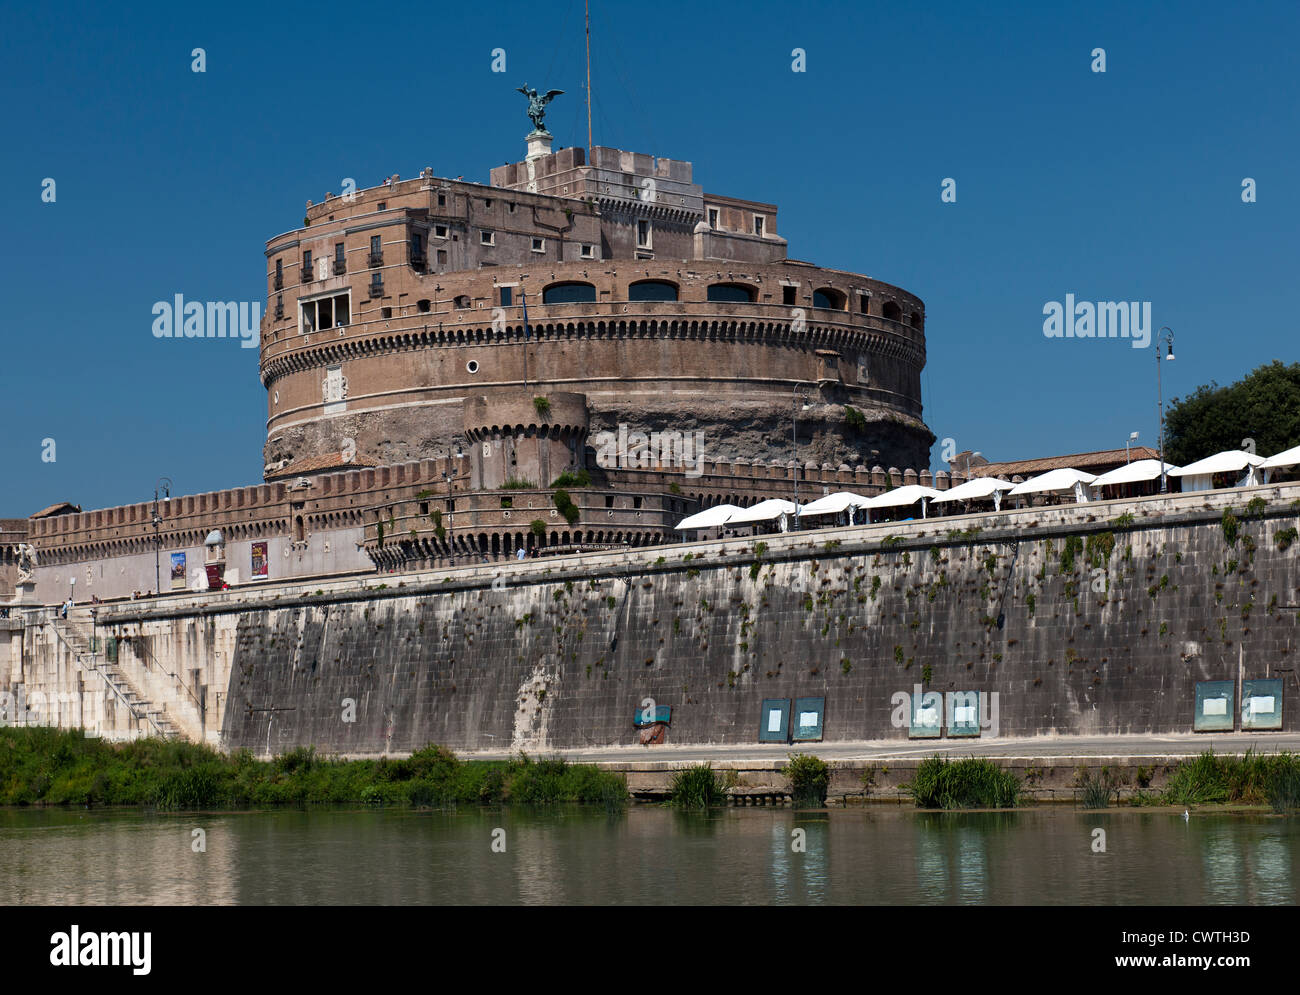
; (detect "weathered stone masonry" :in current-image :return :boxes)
[10,485,1293,755]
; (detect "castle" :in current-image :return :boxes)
[7,122,943,602]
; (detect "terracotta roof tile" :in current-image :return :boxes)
[266,451,382,479]
[976,446,1161,478]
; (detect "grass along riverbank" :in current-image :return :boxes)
[0,729,628,809]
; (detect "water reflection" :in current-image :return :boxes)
[0,807,1294,905]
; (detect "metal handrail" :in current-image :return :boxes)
[48,618,171,739]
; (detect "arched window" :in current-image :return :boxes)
[882,301,902,322]
[707,283,756,303]
[813,288,846,310]
[909,311,922,329]
[628,280,678,302]
[543,282,597,304]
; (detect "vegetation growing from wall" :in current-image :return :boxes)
[550,469,591,488]
[668,763,726,808]
[0,730,627,809]
[1162,750,1300,812]
[844,405,867,432]
[553,488,581,525]
[782,753,830,807]
[903,756,1021,809]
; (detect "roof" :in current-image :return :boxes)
[1092,459,1179,487]
[1008,468,1098,495]
[1169,450,1266,476]
[868,484,942,508]
[266,451,382,480]
[976,446,1160,478]
[799,491,873,516]
[931,477,1016,503]
[30,502,82,519]
[675,504,741,530]
[1261,444,1300,469]
[727,499,800,525]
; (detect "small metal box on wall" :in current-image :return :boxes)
[758,699,790,742]
[1242,679,1283,731]
[1194,681,1235,732]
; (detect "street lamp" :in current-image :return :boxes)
[792,388,812,530]
[1155,328,1175,493]
[152,477,172,598]
[1126,431,1139,465]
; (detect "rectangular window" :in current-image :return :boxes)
[508,202,516,213]
[434,225,448,238]
[500,286,513,306]
[370,235,381,254]
[531,237,545,253]
[753,215,765,237]
[376,201,386,211]
[783,285,796,306]
[275,258,283,277]
[437,193,446,207]
[708,208,718,229]
[303,250,312,272]
[437,249,448,263]
[370,274,383,295]
[298,290,351,334]
[480,230,495,245]
[580,244,594,258]
[636,219,651,248]
[335,243,345,262]
[858,293,871,314]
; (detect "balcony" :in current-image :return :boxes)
[273,273,283,290]
[368,252,384,268]
[410,253,426,272]
[301,263,314,283]
[369,281,384,298]
[333,258,346,276]
[274,304,285,320]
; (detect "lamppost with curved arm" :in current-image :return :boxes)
[1156,328,1175,493]
[792,387,813,530]
[152,476,172,598]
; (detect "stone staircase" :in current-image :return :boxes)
[50,615,177,739]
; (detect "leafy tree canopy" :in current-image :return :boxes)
[1164,361,1300,465]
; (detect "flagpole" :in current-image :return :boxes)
[586,0,594,159]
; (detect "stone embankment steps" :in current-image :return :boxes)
[51,615,177,739]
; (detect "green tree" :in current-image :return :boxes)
[1164,361,1300,465]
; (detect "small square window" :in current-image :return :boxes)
[377,202,386,211]
[434,225,448,238]
[531,237,545,253]
[484,199,492,208]
[580,244,594,259]
[480,230,495,245]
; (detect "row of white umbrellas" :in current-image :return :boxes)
[675,444,1300,531]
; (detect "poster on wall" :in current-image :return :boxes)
[169,552,186,591]
[251,541,268,579]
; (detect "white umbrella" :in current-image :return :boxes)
[1091,459,1180,487]
[867,484,943,519]
[798,491,873,516]
[931,477,1015,503]
[1169,450,1266,490]
[675,504,741,531]
[1260,444,1300,469]
[1007,468,1097,495]
[727,498,801,526]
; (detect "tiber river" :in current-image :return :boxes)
[0,807,1295,905]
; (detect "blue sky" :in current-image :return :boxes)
[2,0,1296,513]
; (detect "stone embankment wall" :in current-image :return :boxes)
[6,484,1298,755]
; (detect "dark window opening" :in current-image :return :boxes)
[628,280,678,302]
[543,282,597,304]
[813,288,846,310]
[500,286,513,307]
[417,298,431,313]
[381,306,393,319]
[883,301,903,322]
[707,283,756,304]
[782,285,796,306]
